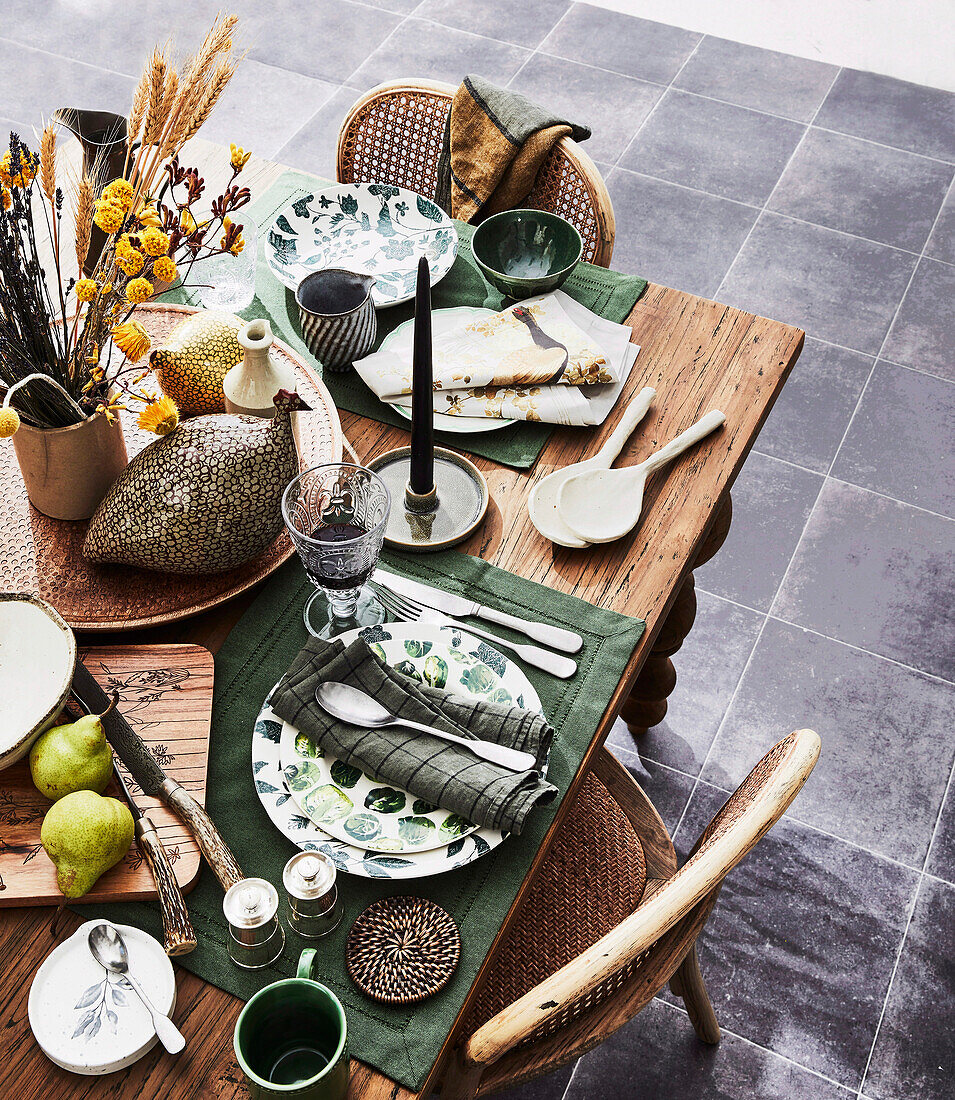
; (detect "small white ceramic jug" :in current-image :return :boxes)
[223,319,295,418]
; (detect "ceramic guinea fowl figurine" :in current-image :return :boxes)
[84,391,307,574]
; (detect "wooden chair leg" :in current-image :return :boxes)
[440,1046,484,1100]
[671,945,720,1044]
[623,495,732,737]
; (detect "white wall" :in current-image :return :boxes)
[587,0,955,92]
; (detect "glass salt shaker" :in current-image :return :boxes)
[223,878,286,969]
[283,852,342,939]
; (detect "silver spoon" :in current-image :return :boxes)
[88,923,185,1055]
[314,681,538,772]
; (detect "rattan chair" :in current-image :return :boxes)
[336,80,616,267]
[438,728,821,1098]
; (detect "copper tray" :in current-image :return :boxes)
[0,304,342,630]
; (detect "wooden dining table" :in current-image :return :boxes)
[0,139,804,1099]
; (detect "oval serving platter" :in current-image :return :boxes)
[265,184,458,308]
[279,621,538,854]
[0,304,342,631]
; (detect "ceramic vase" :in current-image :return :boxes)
[223,319,295,418]
[13,411,128,521]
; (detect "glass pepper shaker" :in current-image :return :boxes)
[223,878,285,969]
[283,852,342,939]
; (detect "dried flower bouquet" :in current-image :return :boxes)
[0,12,252,441]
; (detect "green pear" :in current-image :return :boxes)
[40,790,135,898]
[30,708,114,802]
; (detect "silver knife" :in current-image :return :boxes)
[372,569,583,654]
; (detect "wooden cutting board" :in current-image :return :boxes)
[0,644,213,906]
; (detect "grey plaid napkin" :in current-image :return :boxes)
[269,636,557,835]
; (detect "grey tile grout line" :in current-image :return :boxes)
[651,995,860,1095]
[857,696,955,1094]
[502,0,574,90]
[610,161,955,266]
[607,36,707,174]
[820,155,955,491]
[712,64,843,300]
[669,68,843,843]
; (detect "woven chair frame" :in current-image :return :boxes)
[336,80,616,267]
[440,729,820,1099]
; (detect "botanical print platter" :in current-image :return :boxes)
[278,622,540,853]
[265,184,458,307]
[252,623,542,879]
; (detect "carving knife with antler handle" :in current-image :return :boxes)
[71,660,244,892]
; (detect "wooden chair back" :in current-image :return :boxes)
[336,79,616,267]
[462,728,821,1071]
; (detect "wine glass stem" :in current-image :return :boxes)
[324,586,361,622]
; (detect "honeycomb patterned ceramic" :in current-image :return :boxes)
[84,393,305,575]
[149,309,244,416]
[0,304,341,628]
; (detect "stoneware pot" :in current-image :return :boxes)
[12,410,128,521]
[0,592,76,770]
[223,319,296,418]
[296,269,377,372]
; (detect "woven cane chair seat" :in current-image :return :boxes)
[464,771,647,1040]
[337,80,616,267]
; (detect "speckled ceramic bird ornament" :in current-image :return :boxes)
[149,309,244,416]
[83,392,308,575]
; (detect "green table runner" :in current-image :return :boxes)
[86,551,645,1090]
[168,169,647,469]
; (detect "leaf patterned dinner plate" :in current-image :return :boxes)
[278,622,541,853]
[265,184,458,307]
[251,623,544,879]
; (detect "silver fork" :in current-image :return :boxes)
[371,582,578,679]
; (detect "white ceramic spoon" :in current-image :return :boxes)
[557,409,726,544]
[527,387,656,548]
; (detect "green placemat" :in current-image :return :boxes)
[85,550,645,1090]
[167,169,647,469]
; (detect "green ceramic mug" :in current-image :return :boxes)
[234,949,348,1099]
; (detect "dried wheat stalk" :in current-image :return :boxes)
[74,175,94,274]
[39,124,56,203]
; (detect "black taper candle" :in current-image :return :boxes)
[409,255,434,495]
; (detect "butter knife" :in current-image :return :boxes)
[372,569,583,654]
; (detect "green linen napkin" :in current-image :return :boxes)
[270,635,556,835]
[165,168,648,468]
[83,550,645,1090]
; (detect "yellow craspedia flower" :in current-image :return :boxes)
[94,200,124,234]
[141,227,170,257]
[152,255,178,283]
[111,320,151,362]
[0,406,20,437]
[1,187,10,210]
[118,248,144,276]
[74,278,97,302]
[125,277,153,303]
[230,143,251,172]
[137,395,179,436]
[103,177,133,212]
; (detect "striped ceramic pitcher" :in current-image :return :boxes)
[295,269,377,372]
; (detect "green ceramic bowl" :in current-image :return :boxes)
[471,209,583,299]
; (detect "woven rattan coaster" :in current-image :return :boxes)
[346,896,461,1004]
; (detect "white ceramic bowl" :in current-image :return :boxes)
[0,593,76,770]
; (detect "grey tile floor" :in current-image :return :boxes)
[4,2,953,1098]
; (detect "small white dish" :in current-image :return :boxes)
[29,920,176,1076]
[0,592,76,770]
